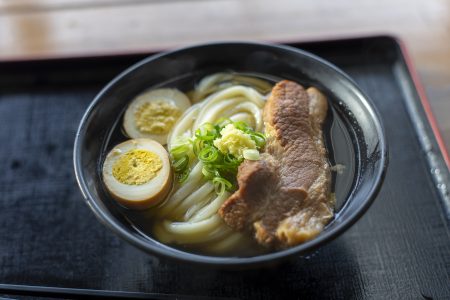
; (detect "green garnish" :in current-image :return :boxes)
[213,177,233,196]
[169,119,266,195]
[169,141,192,183]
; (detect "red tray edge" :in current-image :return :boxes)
[395,38,450,169]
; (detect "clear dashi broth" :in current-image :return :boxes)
[101,71,356,257]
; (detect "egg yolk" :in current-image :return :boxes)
[112,149,162,185]
[134,100,181,134]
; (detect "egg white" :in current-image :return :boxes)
[123,88,191,145]
[102,138,172,210]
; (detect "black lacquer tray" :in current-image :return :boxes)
[0,36,449,299]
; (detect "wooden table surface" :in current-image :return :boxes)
[1,0,449,153]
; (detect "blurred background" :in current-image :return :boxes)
[1,0,449,148]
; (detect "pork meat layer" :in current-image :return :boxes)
[219,80,334,248]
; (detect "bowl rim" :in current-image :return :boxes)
[73,41,388,267]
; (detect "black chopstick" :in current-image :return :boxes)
[0,284,238,300]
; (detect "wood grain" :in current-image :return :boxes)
[0,0,449,151]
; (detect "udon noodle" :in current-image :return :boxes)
[151,73,272,254]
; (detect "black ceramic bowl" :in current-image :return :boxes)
[74,42,387,268]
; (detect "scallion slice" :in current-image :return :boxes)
[243,149,260,160]
[212,177,233,196]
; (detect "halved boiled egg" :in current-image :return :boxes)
[102,138,172,210]
[123,88,191,145]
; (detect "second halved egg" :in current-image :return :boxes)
[123,88,191,145]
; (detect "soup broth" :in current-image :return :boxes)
[101,71,355,257]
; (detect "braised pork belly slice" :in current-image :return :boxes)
[219,80,334,248]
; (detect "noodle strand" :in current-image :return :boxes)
[152,78,270,254]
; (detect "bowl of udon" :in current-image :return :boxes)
[74,41,387,267]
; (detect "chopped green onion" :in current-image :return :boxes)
[243,149,260,160]
[192,138,211,155]
[223,153,242,167]
[177,169,190,183]
[213,165,238,178]
[201,164,216,179]
[213,177,233,196]
[198,146,220,163]
[172,155,189,172]
[233,121,250,132]
[170,139,194,183]
[195,123,217,141]
[170,144,190,159]
[250,133,266,149]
